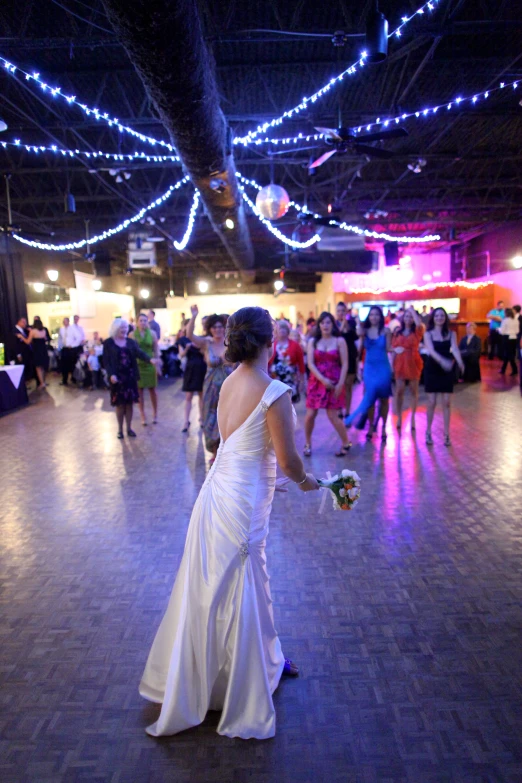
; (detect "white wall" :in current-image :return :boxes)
[165,285,336,330]
[27,290,135,339]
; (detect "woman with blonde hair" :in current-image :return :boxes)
[103,318,160,439]
[130,312,160,425]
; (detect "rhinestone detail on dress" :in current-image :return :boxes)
[260,401,269,412]
[239,542,249,560]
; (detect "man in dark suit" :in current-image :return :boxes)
[14,317,35,386]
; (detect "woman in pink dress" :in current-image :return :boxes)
[304,311,352,457]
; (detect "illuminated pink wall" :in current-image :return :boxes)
[333,251,451,294]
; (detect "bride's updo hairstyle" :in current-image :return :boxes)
[225,307,273,363]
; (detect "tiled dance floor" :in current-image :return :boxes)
[1,364,521,782]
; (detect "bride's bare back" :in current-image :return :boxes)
[218,367,271,444]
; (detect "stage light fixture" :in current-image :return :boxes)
[46,269,59,281]
[140,288,150,299]
[198,280,209,293]
[64,191,76,213]
[92,279,102,290]
[365,2,388,63]
[274,280,284,291]
[225,218,235,229]
[0,118,8,132]
[512,255,522,269]
[33,282,45,293]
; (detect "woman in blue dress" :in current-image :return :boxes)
[344,306,392,442]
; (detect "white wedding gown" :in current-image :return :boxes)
[139,379,293,740]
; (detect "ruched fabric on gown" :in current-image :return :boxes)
[139,379,292,740]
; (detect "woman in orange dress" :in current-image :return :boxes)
[391,307,424,433]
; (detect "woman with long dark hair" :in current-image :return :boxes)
[304,311,352,457]
[345,306,392,442]
[16,317,49,389]
[423,307,464,446]
[391,307,424,433]
[187,306,233,463]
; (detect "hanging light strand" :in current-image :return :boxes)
[233,0,444,145]
[237,174,440,243]
[12,176,190,251]
[0,137,180,163]
[344,279,493,295]
[173,189,200,250]
[0,3,443,153]
[240,78,519,147]
[0,57,175,151]
[239,186,321,248]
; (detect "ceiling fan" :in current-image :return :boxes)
[308,125,408,169]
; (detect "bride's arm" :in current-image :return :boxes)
[267,393,319,492]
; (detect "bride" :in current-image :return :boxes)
[139,306,319,740]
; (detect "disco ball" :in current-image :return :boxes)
[255,184,290,220]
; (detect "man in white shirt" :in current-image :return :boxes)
[58,316,85,385]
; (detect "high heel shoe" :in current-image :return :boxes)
[426,432,433,445]
[303,444,312,457]
[127,429,137,438]
[117,431,124,440]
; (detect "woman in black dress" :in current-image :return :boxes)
[423,308,464,447]
[178,322,207,433]
[17,317,49,389]
[335,302,358,418]
[103,318,159,439]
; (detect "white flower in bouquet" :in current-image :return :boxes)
[339,488,347,497]
[348,488,359,500]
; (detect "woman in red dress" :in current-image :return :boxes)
[391,307,424,433]
[304,312,352,457]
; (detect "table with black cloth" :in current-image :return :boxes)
[0,365,29,414]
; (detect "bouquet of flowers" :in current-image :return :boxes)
[318,469,361,511]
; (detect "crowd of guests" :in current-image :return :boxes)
[12,298,522,450]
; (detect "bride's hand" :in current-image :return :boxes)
[298,473,320,492]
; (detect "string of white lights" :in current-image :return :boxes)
[0,57,175,152]
[233,0,444,145]
[350,78,519,136]
[12,176,190,251]
[233,77,520,147]
[0,137,180,163]
[239,186,321,249]
[1,2,443,154]
[173,189,200,251]
[237,174,440,243]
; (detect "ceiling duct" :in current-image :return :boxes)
[101,0,254,272]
